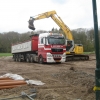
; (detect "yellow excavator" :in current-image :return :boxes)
[28,10,89,61]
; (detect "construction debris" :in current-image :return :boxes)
[0,73,45,89]
[26,80,45,85]
[0,90,36,100]
[0,73,24,80]
[0,78,27,89]
[0,77,12,80]
[21,91,34,100]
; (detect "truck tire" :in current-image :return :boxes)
[30,54,34,63]
[38,55,43,64]
[21,55,25,62]
[18,54,22,62]
[26,54,30,63]
[13,55,16,61]
[15,55,18,62]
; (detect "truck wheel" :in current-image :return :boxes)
[18,55,22,62]
[30,55,34,63]
[21,55,25,62]
[26,54,30,63]
[15,55,18,62]
[26,57,30,63]
[13,55,16,61]
[38,56,43,64]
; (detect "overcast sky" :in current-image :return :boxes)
[0,0,100,33]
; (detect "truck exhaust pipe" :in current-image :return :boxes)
[28,17,35,30]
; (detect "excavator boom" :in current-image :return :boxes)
[29,10,73,40]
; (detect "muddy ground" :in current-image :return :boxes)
[0,54,96,100]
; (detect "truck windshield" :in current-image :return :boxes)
[48,37,65,45]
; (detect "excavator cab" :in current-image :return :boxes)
[66,41,73,51]
[66,40,74,53]
[28,17,35,30]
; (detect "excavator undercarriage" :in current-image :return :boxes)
[66,54,89,61]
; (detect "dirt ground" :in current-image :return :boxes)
[0,54,96,100]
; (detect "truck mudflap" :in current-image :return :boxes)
[66,54,89,62]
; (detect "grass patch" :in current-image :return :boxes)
[0,53,12,57]
[83,51,95,54]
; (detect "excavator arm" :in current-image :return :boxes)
[28,10,73,40]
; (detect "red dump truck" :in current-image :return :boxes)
[11,32,66,63]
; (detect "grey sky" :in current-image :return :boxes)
[51,0,67,4]
[0,0,99,33]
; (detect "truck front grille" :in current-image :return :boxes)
[51,48,63,52]
[53,54,61,58]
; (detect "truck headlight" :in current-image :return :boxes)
[47,53,52,57]
[62,53,66,57]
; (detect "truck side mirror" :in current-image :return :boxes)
[44,37,47,45]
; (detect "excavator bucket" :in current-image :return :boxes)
[28,17,35,30]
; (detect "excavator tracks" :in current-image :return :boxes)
[66,54,89,62]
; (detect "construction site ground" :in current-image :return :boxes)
[0,54,96,100]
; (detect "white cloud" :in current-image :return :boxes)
[0,0,99,33]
